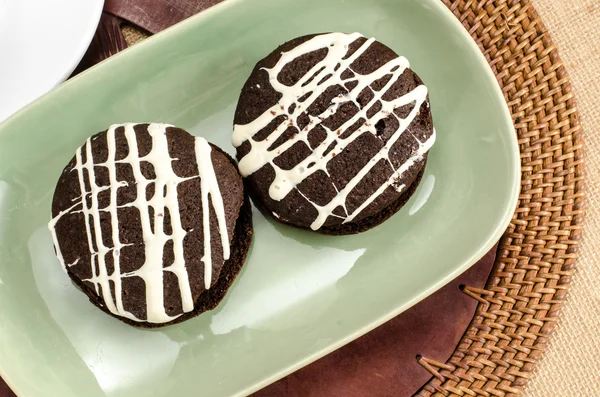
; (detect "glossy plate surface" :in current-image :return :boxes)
[0,0,519,396]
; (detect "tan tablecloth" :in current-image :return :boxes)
[523,0,600,395]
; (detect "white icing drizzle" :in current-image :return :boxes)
[233,32,436,230]
[195,138,230,290]
[48,123,231,324]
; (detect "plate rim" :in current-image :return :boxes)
[0,0,520,395]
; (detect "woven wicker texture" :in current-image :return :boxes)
[521,0,599,395]
[417,0,585,396]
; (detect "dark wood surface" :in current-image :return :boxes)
[0,380,12,397]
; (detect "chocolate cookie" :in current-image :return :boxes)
[233,32,435,234]
[48,123,253,327]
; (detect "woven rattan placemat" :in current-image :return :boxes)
[416,1,585,395]
[419,0,584,396]
[520,1,598,395]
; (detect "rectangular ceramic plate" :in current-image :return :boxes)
[0,0,519,396]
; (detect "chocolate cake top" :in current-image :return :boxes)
[233,32,436,230]
[49,123,244,324]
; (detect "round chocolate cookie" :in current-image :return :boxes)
[48,123,253,328]
[233,32,435,234]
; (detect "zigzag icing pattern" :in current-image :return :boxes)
[233,32,435,230]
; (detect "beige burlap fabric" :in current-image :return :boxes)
[122,25,147,45]
[520,0,600,395]
[119,1,600,394]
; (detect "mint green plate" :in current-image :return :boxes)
[0,0,519,395]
